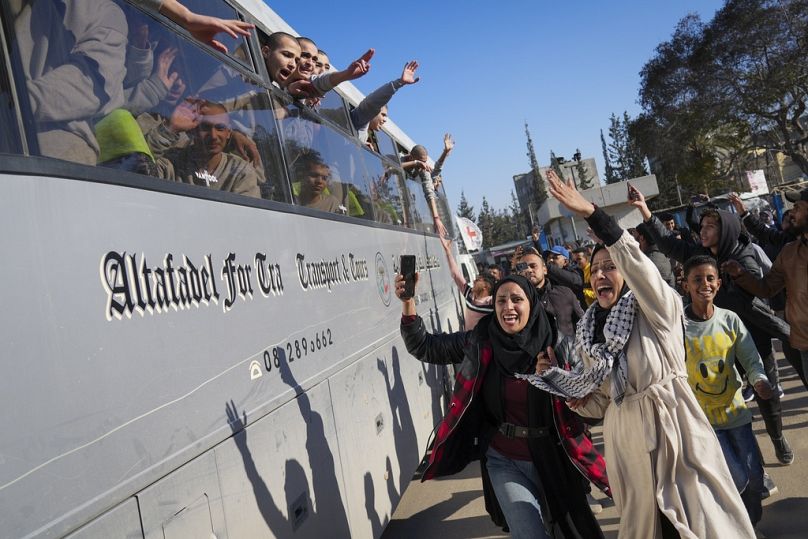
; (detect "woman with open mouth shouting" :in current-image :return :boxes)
[396,270,609,538]
[518,170,756,538]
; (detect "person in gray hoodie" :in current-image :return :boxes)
[12,0,128,164]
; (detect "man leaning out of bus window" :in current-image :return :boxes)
[143,99,261,198]
[284,38,376,99]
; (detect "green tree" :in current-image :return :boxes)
[636,1,808,203]
[550,150,565,181]
[457,190,475,221]
[525,122,548,210]
[600,129,617,184]
[478,197,494,249]
[509,190,525,239]
[574,149,593,189]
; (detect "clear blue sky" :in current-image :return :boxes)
[269,0,724,215]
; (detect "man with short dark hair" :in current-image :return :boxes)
[315,49,330,74]
[539,244,587,309]
[261,31,301,89]
[519,249,582,339]
[147,100,261,197]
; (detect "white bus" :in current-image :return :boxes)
[0,1,464,537]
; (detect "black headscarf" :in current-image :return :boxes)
[487,274,555,375]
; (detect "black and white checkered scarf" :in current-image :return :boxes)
[517,290,637,406]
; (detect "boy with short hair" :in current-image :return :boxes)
[682,255,772,529]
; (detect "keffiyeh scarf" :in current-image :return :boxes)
[517,290,637,406]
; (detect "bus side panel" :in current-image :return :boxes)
[0,175,460,538]
[136,451,226,539]
[62,498,143,539]
[214,380,348,538]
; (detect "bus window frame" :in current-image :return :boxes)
[0,153,441,237]
[125,0,257,73]
[317,90,356,137]
[0,4,26,155]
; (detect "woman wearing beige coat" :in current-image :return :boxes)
[521,172,755,538]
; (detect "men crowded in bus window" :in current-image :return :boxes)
[143,99,260,197]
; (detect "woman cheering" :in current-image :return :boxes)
[397,271,607,538]
[519,171,755,538]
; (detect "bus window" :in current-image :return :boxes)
[280,103,374,219]
[375,130,399,164]
[363,152,409,226]
[433,183,456,238]
[0,42,22,155]
[147,0,253,70]
[7,0,288,202]
[317,92,353,134]
[403,173,433,233]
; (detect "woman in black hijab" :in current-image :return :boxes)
[398,273,606,538]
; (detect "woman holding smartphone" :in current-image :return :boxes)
[396,270,608,538]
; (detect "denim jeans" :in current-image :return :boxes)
[715,423,764,525]
[800,349,808,387]
[485,446,550,539]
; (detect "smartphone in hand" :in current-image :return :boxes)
[400,255,416,299]
[627,182,640,201]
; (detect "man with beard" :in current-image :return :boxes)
[724,189,808,392]
[634,186,795,466]
[518,248,583,340]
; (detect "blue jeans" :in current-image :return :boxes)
[485,446,550,538]
[715,423,764,525]
[800,349,808,386]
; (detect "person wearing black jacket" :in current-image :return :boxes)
[531,239,588,309]
[729,194,796,259]
[634,189,795,465]
[728,194,808,389]
[517,248,583,339]
[629,224,675,288]
[397,273,608,538]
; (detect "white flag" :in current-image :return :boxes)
[456,216,483,251]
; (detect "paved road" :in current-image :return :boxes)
[383,356,808,539]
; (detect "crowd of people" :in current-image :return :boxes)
[11,0,452,234]
[403,169,807,538]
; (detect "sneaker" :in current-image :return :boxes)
[587,493,603,514]
[773,436,795,465]
[761,472,778,499]
[743,385,755,402]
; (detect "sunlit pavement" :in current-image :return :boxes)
[383,353,808,539]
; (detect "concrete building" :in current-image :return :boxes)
[537,174,660,246]
[513,158,600,229]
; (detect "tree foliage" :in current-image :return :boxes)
[637,0,808,204]
[457,190,476,221]
[603,112,648,184]
[525,122,548,211]
[475,196,524,249]
[574,148,593,189]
